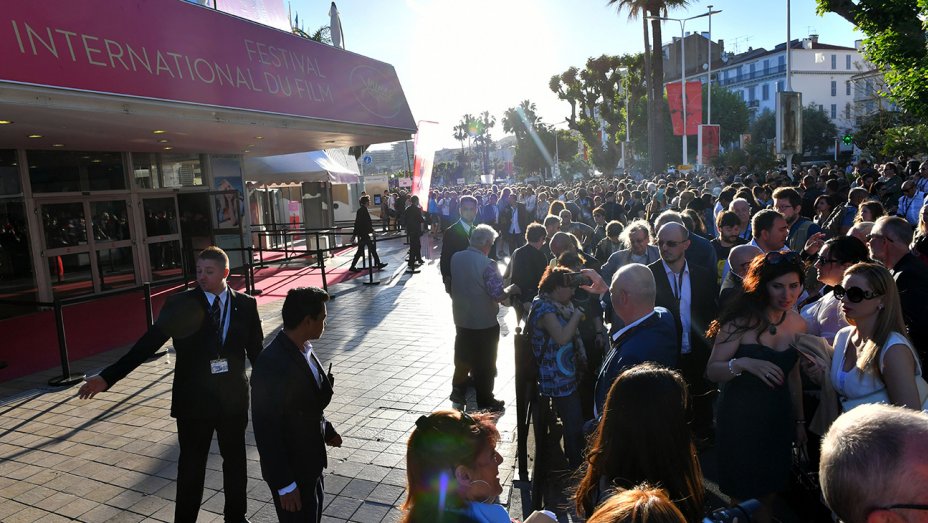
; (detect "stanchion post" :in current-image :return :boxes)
[143,282,154,327]
[48,299,85,387]
[363,233,380,285]
[318,233,329,292]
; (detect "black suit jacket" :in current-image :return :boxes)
[509,243,548,304]
[99,288,263,420]
[892,253,928,362]
[404,205,425,236]
[251,331,335,489]
[648,260,719,360]
[352,206,375,237]
[440,221,471,285]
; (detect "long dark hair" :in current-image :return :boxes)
[575,364,704,521]
[707,252,806,341]
[401,410,500,523]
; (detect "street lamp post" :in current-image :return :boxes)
[707,5,714,125]
[619,67,631,170]
[647,9,721,167]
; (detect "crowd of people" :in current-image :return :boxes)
[70,156,928,523]
[427,159,928,521]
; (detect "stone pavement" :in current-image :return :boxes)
[0,239,527,522]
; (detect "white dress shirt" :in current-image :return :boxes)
[662,260,692,354]
[898,191,925,226]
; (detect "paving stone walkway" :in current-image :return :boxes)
[0,240,523,522]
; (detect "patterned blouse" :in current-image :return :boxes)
[529,296,578,398]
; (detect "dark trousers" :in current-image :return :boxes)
[551,391,584,469]
[408,231,423,266]
[175,416,248,522]
[452,325,500,406]
[679,351,716,438]
[351,234,380,268]
[270,475,324,523]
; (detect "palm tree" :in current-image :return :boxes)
[607,0,689,171]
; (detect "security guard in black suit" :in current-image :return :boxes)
[79,246,263,523]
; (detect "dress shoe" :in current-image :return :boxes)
[348,267,362,273]
[376,262,388,269]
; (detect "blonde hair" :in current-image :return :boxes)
[587,484,686,523]
[843,263,909,377]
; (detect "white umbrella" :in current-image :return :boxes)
[329,2,345,49]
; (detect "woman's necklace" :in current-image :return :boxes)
[768,310,788,335]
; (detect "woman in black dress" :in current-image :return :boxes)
[705,251,808,523]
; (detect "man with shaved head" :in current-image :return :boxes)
[592,263,678,419]
[650,222,720,442]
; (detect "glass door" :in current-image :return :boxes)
[141,197,183,282]
[38,197,138,298]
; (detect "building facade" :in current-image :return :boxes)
[664,35,861,133]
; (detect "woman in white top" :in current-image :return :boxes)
[800,236,870,344]
[828,263,924,410]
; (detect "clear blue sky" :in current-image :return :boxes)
[290,0,859,150]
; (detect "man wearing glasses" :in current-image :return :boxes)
[820,404,928,523]
[868,216,928,364]
[897,181,924,227]
[916,161,928,194]
[649,222,719,444]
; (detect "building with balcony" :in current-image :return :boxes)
[663,34,861,133]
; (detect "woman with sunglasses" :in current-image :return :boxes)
[401,409,510,522]
[827,263,925,411]
[800,237,871,344]
[705,251,808,522]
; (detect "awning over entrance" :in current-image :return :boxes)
[0,0,417,154]
[244,148,361,184]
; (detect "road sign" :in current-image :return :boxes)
[363,155,372,165]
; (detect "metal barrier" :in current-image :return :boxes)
[0,276,188,387]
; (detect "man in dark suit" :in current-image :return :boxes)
[594,263,678,419]
[507,223,549,324]
[654,210,718,280]
[440,195,478,294]
[403,195,426,270]
[503,193,531,252]
[252,287,341,523]
[868,216,928,363]
[349,195,387,273]
[649,223,720,442]
[78,246,263,523]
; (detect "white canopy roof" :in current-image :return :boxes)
[244,148,361,185]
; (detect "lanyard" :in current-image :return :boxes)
[901,196,914,218]
[671,269,685,302]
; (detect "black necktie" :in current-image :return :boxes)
[210,297,222,334]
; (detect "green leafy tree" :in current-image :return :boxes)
[816,1,928,120]
[549,54,647,174]
[502,100,550,176]
[750,109,777,144]
[702,86,750,145]
[802,104,839,155]
[854,110,923,155]
[879,125,928,158]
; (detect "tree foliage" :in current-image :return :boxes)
[802,104,839,155]
[816,0,928,119]
[502,101,584,180]
[702,86,751,145]
[549,54,648,174]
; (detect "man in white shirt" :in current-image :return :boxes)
[897,181,924,226]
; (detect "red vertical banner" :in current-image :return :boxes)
[411,120,440,201]
[685,81,702,136]
[666,81,703,136]
[666,82,684,136]
[698,124,720,164]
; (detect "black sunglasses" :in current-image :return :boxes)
[658,240,684,248]
[765,251,801,265]
[833,284,883,303]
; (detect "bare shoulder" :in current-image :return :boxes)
[786,310,807,333]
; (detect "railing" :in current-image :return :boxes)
[0,276,189,387]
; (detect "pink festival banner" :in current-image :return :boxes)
[0,0,416,131]
[411,121,439,202]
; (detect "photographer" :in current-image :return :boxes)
[527,266,602,469]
